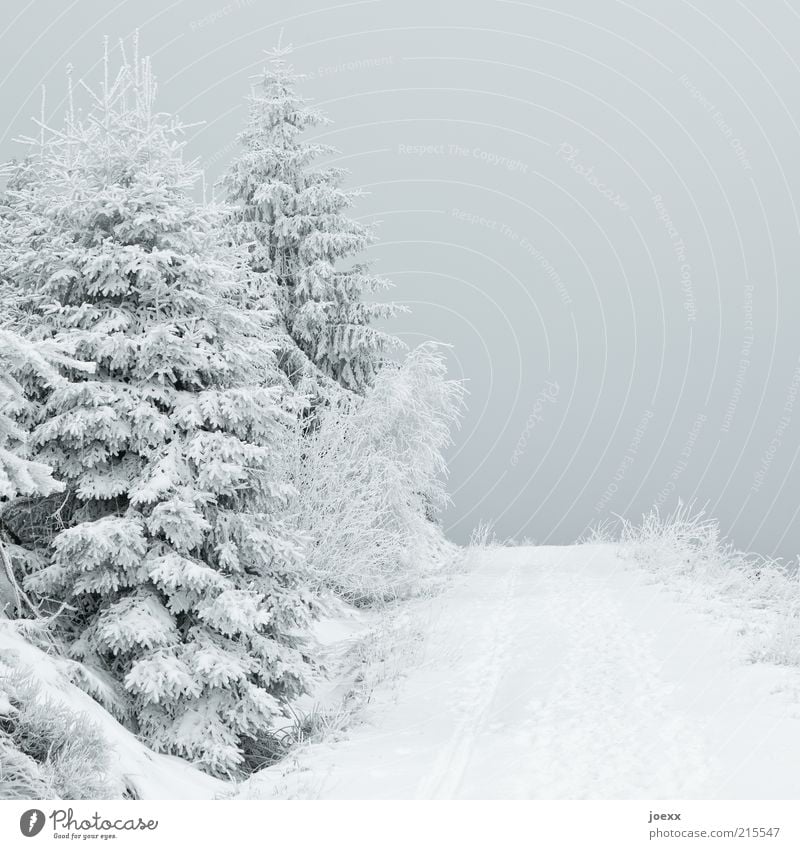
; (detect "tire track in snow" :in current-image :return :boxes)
[415,553,522,799]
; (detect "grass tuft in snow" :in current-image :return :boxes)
[467,520,498,549]
[589,502,800,666]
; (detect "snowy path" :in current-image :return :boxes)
[246,545,800,799]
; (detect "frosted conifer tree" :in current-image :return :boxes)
[0,45,312,776]
[223,42,402,398]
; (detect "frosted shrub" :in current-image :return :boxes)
[289,344,466,604]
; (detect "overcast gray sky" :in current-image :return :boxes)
[4,0,800,558]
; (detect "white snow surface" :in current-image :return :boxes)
[243,544,800,799]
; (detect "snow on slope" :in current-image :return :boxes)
[0,626,226,800]
[241,544,800,799]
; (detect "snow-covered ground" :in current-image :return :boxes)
[242,544,800,799]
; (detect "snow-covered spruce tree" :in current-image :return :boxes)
[0,49,313,776]
[223,43,402,399]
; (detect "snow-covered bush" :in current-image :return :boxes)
[287,344,466,604]
[223,42,402,399]
[592,503,800,667]
[0,47,314,776]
